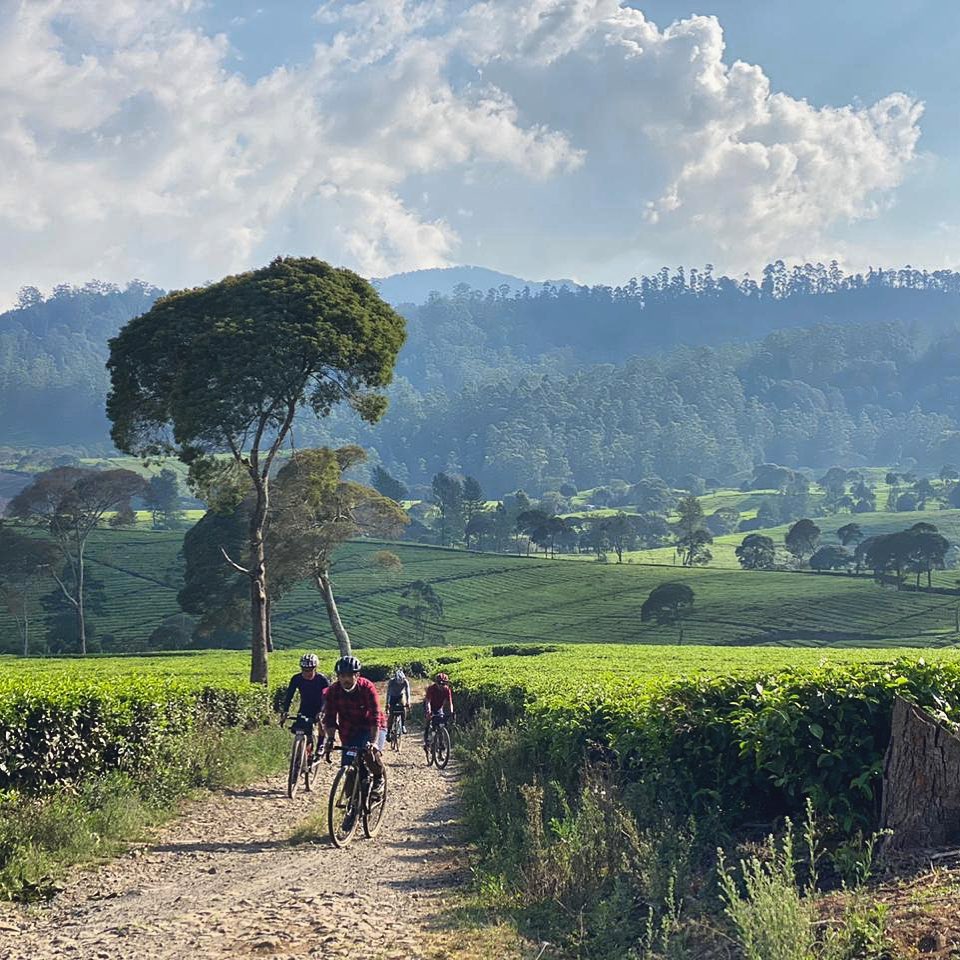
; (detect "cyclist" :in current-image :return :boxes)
[279,653,330,763]
[385,667,411,739]
[423,671,455,755]
[323,655,386,802]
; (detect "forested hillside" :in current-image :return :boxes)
[3,264,960,491]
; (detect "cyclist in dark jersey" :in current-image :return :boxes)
[279,653,330,759]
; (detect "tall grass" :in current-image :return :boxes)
[0,724,289,901]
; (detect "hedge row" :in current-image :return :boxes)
[0,677,270,795]
[444,652,960,832]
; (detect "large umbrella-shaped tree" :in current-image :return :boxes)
[107,257,405,683]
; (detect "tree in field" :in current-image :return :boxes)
[940,465,959,484]
[641,581,695,641]
[0,525,58,655]
[179,504,257,642]
[705,506,740,536]
[465,512,496,551]
[736,534,776,571]
[462,476,485,528]
[516,509,550,557]
[107,257,405,683]
[809,545,852,573]
[371,550,403,575]
[631,477,674,514]
[602,512,639,563]
[905,522,949,588]
[7,467,147,653]
[397,580,443,643]
[145,468,184,529]
[914,477,936,509]
[675,496,713,567]
[817,467,848,501]
[634,512,671,548]
[372,466,408,502]
[269,446,408,656]
[836,522,863,547]
[431,473,464,547]
[785,519,821,566]
[580,518,610,558]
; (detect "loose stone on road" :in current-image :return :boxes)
[0,747,464,960]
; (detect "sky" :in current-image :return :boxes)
[2,0,958,306]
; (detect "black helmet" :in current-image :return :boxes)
[335,655,361,675]
[299,653,319,669]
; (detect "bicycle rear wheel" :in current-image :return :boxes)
[287,735,306,799]
[363,766,388,838]
[434,725,451,769]
[328,765,361,848]
[391,716,402,753]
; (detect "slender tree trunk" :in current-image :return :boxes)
[76,539,86,655]
[248,480,270,685]
[317,569,352,657]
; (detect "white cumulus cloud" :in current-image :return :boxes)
[0,0,925,305]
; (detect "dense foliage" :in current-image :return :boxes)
[7,265,960,492]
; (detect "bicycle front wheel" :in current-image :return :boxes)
[363,766,388,838]
[328,766,361,848]
[433,725,451,769]
[287,735,306,799]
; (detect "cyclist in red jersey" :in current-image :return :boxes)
[423,672,454,755]
[323,655,386,801]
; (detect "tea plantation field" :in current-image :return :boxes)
[4,525,960,652]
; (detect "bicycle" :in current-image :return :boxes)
[327,745,388,848]
[424,712,452,769]
[387,707,405,753]
[285,713,321,799]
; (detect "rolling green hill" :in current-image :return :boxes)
[5,526,960,653]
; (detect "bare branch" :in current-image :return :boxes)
[220,546,251,575]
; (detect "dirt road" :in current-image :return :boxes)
[0,744,465,960]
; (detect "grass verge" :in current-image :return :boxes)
[0,723,289,902]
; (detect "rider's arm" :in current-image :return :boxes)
[322,686,338,740]
[403,679,411,706]
[367,682,381,742]
[280,674,298,714]
[446,686,454,716]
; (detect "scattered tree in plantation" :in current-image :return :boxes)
[785,518,821,566]
[431,472,464,547]
[6,467,147,653]
[736,534,776,570]
[107,257,405,683]
[370,550,403,575]
[397,580,444,643]
[809,545,852,573]
[602,512,638,563]
[641,581,695,641]
[145,468,184,529]
[631,477,674,514]
[0,524,57,655]
[465,511,497,550]
[462,476,484,526]
[705,506,740,536]
[675,496,713,567]
[371,466,408,502]
[270,446,408,656]
[836,522,863,547]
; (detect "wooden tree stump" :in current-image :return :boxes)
[881,696,960,851]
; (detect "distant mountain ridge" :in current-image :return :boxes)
[372,265,578,304]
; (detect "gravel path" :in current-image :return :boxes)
[0,742,464,960]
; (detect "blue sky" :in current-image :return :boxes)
[1,0,956,304]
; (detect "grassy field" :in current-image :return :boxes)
[5,526,960,652]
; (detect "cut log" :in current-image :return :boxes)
[880,696,960,851]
